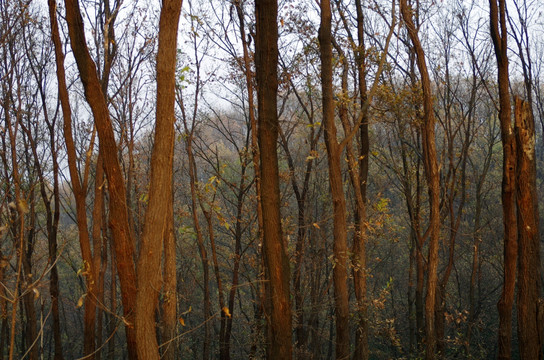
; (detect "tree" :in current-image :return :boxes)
[400,1,441,358]
[255,0,293,358]
[489,1,518,358]
[135,0,182,359]
[318,0,351,356]
[514,96,542,359]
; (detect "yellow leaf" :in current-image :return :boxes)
[33,288,40,300]
[17,199,29,214]
[181,306,192,315]
[179,317,186,326]
[313,223,320,229]
[222,306,231,318]
[76,295,85,308]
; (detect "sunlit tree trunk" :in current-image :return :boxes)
[400,1,441,358]
[61,0,139,356]
[135,0,182,358]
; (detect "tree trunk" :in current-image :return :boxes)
[255,0,293,358]
[135,0,182,358]
[60,0,139,357]
[318,1,350,358]
[48,2,99,356]
[91,155,106,360]
[400,2,441,359]
[514,96,543,360]
[22,191,37,360]
[489,1,518,358]
[353,1,369,357]
[185,137,211,360]
[161,190,177,360]
[234,1,266,355]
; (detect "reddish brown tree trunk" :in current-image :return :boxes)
[353,1,369,357]
[400,2,441,359]
[135,0,182,359]
[255,0,293,358]
[514,97,543,360]
[319,1,350,358]
[489,1,518,359]
[62,0,139,356]
[161,190,177,360]
[48,1,102,357]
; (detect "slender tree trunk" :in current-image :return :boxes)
[135,0,182,358]
[466,132,493,356]
[22,191,37,360]
[48,2,100,356]
[466,188,482,356]
[233,2,267,356]
[108,245,116,360]
[353,1,369,357]
[334,39,368,360]
[43,76,64,360]
[255,0,293,358]
[161,190,177,360]
[489,1,518,358]
[5,89,26,360]
[318,1,350,358]
[400,2,441,359]
[185,138,211,360]
[514,96,543,360]
[223,174,248,360]
[92,155,105,360]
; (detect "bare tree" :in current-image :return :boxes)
[255,0,293,358]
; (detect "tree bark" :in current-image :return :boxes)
[353,1,369,357]
[233,2,267,356]
[318,1,350,358]
[489,1,518,358]
[400,1,441,359]
[185,136,211,360]
[161,190,177,360]
[61,0,140,357]
[514,96,543,360]
[135,0,182,359]
[255,0,293,358]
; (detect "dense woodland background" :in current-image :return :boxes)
[0,0,543,359]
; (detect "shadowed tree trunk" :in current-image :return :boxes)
[161,189,177,360]
[255,0,293,358]
[318,0,350,357]
[353,1,369,357]
[514,96,543,360]
[489,1,518,358]
[233,2,266,356]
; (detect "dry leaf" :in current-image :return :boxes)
[33,288,40,300]
[222,306,231,318]
[76,294,86,308]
